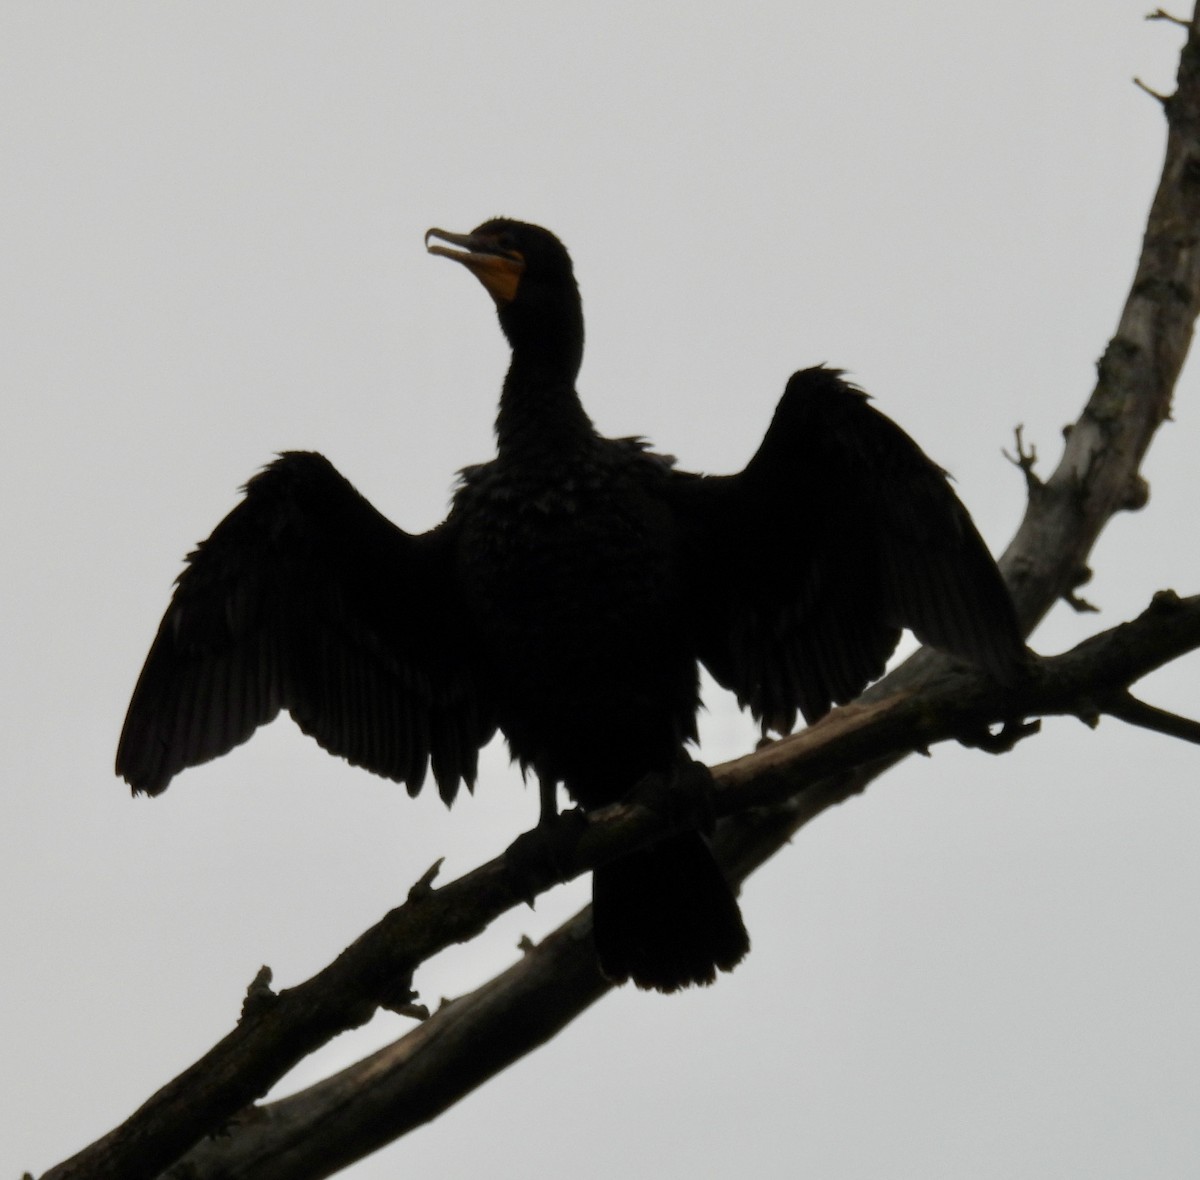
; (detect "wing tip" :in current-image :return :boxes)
[115,755,174,798]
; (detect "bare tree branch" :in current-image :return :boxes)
[35,8,1200,1180]
[159,590,1200,1180]
[42,593,1200,1180]
[1145,9,1191,30]
[1102,687,1200,744]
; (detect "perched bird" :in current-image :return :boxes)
[116,218,1025,991]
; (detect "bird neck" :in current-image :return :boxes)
[494,340,593,458]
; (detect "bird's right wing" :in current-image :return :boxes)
[116,451,496,801]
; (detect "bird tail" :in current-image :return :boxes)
[591,831,749,992]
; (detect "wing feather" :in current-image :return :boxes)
[671,366,1025,730]
[116,451,496,798]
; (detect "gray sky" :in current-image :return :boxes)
[4,3,1199,1177]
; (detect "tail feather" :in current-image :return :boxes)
[592,830,749,992]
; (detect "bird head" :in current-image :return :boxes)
[426,218,583,364]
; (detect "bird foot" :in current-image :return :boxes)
[956,717,1041,754]
[505,807,589,904]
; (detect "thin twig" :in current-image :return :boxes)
[1134,75,1174,105]
[1146,9,1191,29]
[1104,690,1200,743]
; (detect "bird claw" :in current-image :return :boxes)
[956,717,1041,754]
[505,807,589,904]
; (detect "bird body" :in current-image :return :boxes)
[117,218,1026,991]
[453,433,697,806]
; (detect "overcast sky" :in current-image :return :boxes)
[5,3,1199,1177]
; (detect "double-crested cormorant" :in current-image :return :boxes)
[116,218,1025,992]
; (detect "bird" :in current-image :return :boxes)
[116,217,1026,992]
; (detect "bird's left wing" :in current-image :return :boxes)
[116,452,496,801]
[666,366,1026,734]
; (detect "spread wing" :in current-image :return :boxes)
[116,451,496,802]
[669,366,1026,733]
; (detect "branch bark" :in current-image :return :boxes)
[150,591,1200,1180]
[37,9,1200,1180]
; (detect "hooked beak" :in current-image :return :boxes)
[426,227,525,307]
